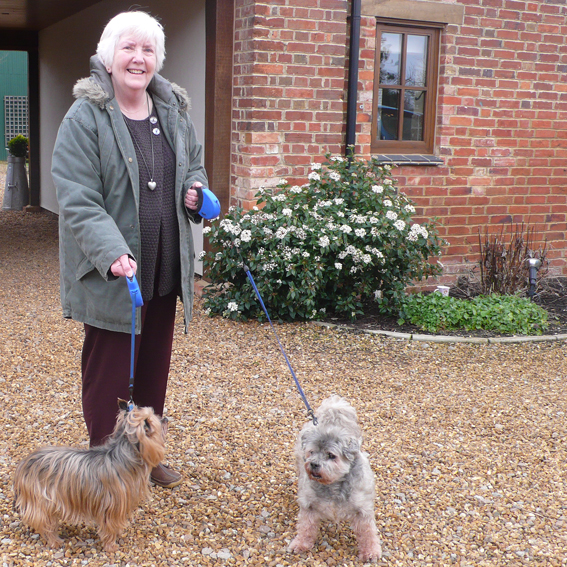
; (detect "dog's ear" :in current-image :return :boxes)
[342,437,361,462]
[118,398,128,412]
[300,427,316,450]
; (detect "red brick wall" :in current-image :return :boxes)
[232,0,349,208]
[232,0,567,279]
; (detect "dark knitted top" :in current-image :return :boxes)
[123,106,180,302]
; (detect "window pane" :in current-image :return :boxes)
[405,35,428,87]
[380,33,402,85]
[403,90,425,141]
[377,88,400,140]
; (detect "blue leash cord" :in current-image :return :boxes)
[243,265,317,425]
[126,275,144,411]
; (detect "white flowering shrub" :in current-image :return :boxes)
[201,154,445,320]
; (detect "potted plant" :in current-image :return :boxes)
[2,134,29,211]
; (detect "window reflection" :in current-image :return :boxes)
[405,35,428,87]
[403,91,425,141]
[377,88,400,140]
[380,33,402,85]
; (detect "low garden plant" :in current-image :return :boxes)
[398,292,549,335]
[201,153,445,321]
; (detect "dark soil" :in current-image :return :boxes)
[326,277,567,338]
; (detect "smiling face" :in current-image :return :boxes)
[109,34,156,100]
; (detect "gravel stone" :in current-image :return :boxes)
[1,163,567,565]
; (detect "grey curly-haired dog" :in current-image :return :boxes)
[288,395,382,562]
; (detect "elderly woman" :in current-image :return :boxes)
[52,11,209,488]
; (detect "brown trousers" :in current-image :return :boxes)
[81,290,177,446]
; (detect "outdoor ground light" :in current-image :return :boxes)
[527,257,542,299]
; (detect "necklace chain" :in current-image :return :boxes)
[123,93,156,191]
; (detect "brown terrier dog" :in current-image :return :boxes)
[13,400,167,551]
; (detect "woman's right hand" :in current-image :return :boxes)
[110,255,137,278]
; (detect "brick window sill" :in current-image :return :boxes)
[374,155,444,166]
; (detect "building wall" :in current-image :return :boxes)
[231,0,349,208]
[231,0,567,280]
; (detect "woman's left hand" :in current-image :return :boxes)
[185,182,202,211]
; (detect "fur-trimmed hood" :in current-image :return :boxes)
[73,55,191,110]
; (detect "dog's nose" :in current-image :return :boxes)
[310,462,320,472]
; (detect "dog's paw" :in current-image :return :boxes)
[358,541,382,563]
[102,541,118,553]
[288,536,314,554]
[45,535,64,548]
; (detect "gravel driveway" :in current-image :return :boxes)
[1,162,567,566]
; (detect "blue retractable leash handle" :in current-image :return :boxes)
[243,265,317,425]
[126,275,144,411]
[198,187,221,220]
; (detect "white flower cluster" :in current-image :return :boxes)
[220,219,242,236]
[404,204,416,213]
[372,185,383,194]
[227,302,239,312]
[295,227,307,240]
[311,162,322,171]
[386,210,398,221]
[350,214,367,224]
[330,155,345,162]
[365,246,384,261]
[407,223,429,241]
[319,235,330,247]
[240,229,252,242]
[394,219,406,231]
[308,172,321,181]
[275,226,288,239]
[329,171,341,181]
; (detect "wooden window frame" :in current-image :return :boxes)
[371,19,441,155]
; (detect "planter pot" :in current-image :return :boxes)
[2,155,29,211]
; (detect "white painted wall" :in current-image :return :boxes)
[38,0,206,267]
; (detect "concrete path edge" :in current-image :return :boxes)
[311,321,567,344]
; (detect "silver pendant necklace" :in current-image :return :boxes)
[124,93,157,191]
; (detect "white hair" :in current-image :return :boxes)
[96,11,166,72]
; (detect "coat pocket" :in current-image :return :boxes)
[76,256,95,281]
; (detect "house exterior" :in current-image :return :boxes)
[230,0,567,282]
[1,0,565,281]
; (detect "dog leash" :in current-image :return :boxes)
[126,275,144,411]
[243,265,317,426]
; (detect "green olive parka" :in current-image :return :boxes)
[52,56,207,333]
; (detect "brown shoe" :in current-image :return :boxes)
[150,463,183,488]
